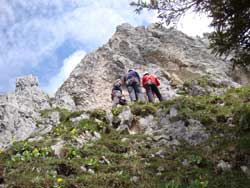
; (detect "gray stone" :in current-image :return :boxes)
[119,106,133,124]
[226,117,236,127]
[51,140,65,158]
[121,138,129,142]
[153,135,171,142]
[117,106,133,133]
[157,167,165,172]
[74,130,101,148]
[130,176,139,183]
[32,111,60,138]
[88,169,95,174]
[241,166,250,176]
[217,160,232,171]
[182,159,190,167]
[99,156,111,165]
[152,115,209,146]
[28,136,43,142]
[93,131,101,140]
[137,115,157,134]
[155,149,166,158]
[169,107,180,122]
[70,113,90,125]
[117,125,130,134]
[80,166,87,173]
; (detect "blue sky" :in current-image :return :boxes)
[0,0,211,94]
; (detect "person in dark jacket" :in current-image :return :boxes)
[123,69,143,102]
[111,79,126,108]
[142,72,163,102]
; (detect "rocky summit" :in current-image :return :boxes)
[0,24,250,188]
[54,23,243,111]
[0,75,58,150]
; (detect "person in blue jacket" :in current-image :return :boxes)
[123,69,143,102]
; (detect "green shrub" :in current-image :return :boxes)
[78,119,98,132]
[10,145,52,162]
[111,106,124,116]
[130,102,158,116]
[88,109,107,122]
[189,154,203,165]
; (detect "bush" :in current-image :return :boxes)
[111,106,124,116]
[130,102,158,117]
[89,109,107,122]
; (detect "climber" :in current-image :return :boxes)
[111,79,127,108]
[123,69,144,102]
[142,72,163,102]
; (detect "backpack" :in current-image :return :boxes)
[144,74,156,86]
[126,71,139,86]
[125,77,137,86]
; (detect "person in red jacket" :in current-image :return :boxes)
[142,72,163,102]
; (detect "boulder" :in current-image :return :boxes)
[217,160,232,171]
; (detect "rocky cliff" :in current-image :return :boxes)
[54,23,238,111]
[0,75,59,150]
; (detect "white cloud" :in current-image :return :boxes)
[45,50,86,95]
[0,0,211,92]
[177,11,213,37]
[148,8,212,37]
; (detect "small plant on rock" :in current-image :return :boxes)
[163,180,180,188]
[189,179,208,188]
[189,154,203,166]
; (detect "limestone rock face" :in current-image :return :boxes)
[55,23,237,111]
[112,106,209,146]
[0,75,51,149]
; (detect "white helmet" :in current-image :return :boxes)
[143,71,149,76]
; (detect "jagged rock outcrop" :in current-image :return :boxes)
[0,75,53,149]
[110,106,209,146]
[55,23,237,111]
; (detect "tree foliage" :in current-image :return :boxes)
[131,0,250,69]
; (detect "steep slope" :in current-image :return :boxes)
[55,23,236,111]
[1,86,250,188]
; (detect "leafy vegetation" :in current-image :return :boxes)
[129,101,158,116]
